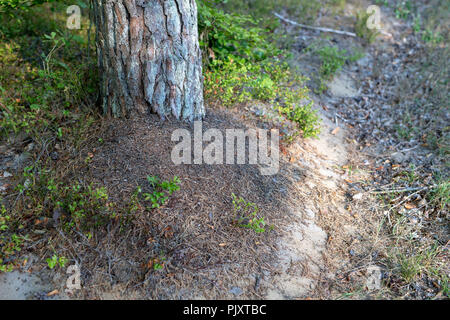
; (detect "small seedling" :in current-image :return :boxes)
[355,11,380,44]
[231,193,270,233]
[151,253,166,271]
[46,254,68,269]
[142,176,180,209]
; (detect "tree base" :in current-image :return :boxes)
[92,0,205,121]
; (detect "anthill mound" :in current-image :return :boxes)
[72,108,306,299]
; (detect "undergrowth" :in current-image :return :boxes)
[231,193,271,233]
[355,10,380,44]
[199,0,320,138]
[0,0,318,275]
[316,45,363,79]
[374,0,448,44]
[305,41,364,94]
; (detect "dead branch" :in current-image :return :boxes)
[369,185,439,194]
[274,12,357,37]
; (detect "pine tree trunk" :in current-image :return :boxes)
[92,0,205,121]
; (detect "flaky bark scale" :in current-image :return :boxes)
[92,0,205,121]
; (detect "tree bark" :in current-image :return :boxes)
[92,0,205,121]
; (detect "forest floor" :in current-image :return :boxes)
[0,0,448,299]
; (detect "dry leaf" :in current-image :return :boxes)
[404,203,416,210]
[331,127,340,135]
[208,47,215,59]
[163,226,174,238]
[47,289,59,297]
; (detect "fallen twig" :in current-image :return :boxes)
[274,12,357,37]
[369,184,438,195]
[388,189,422,212]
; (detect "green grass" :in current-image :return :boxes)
[377,174,449,297]
[374,0,448,45]
[216,0,322,26]
[307,43,364,80]
[390,245,446,286]
[304,42,364,94]
[317,46,347,78]
[218,0,348,26]
[355,10,380,44]
[428,182,450,211]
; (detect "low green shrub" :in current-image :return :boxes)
[199,1,320,137]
